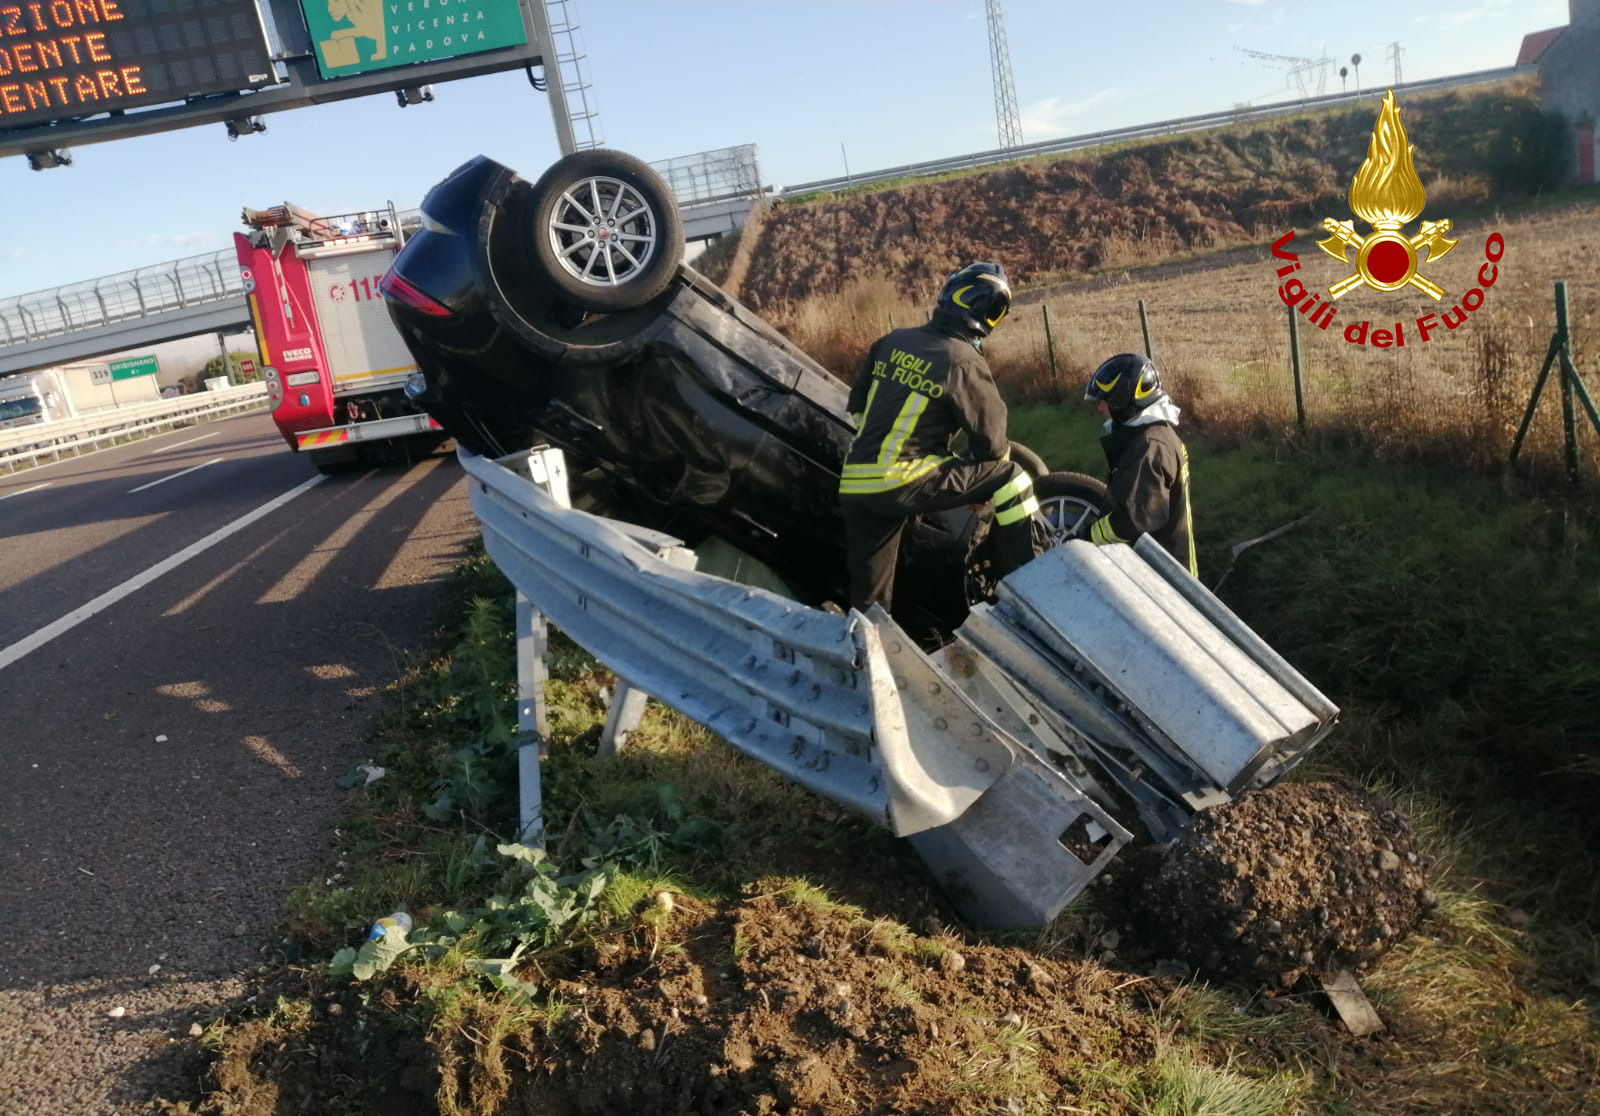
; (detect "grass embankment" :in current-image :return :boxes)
[163,401,1599,1116]
[733,78,1556,312]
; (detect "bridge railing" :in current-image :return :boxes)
[0,249,248,348]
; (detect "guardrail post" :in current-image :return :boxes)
[515,591,549,846]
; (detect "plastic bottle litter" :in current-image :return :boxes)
[367,912,413,941]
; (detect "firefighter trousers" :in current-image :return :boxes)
[840,459,1040,612]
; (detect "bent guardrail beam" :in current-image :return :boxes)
[459,445,1340,929]
[462,444,1133,927]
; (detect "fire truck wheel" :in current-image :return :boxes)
[528,149,684,314]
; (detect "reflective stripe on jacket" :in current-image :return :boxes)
[840,322,1009,495]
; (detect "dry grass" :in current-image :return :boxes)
[765,196,1600,485]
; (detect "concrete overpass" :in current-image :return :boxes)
[0,249,252,377]
[0,190,756,379]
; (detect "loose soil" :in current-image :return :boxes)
[1128,781,1433,989]
[159,781,1432,1115]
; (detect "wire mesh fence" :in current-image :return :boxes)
[775,261,1596,487]
[989,276,1597,481]
[650,145,762,206]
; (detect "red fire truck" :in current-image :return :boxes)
[234,202,445,472]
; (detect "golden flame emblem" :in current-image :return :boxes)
[1317,90,1457,300]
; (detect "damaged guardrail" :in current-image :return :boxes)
[461,444,1339,929]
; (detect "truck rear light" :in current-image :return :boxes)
[379,271,451,317]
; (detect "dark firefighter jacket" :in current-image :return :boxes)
[839,322,1009,495]
[1090,420,1197,574]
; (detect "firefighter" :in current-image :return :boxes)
[1081,352,1197,575]
[838,262,1040,612]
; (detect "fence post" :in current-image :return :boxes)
[1511,280,1600,477]
[1042,304,1060,384]
[1287,303,1307,434]
[1556,281,1581,485]
[1137,299,1154,361]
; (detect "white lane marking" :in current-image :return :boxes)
[129,457,224,494]
[148,431,219,454]
[0,482,51,502]
[0,474,326,674]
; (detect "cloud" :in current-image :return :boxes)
[1018,89,1120,138]
[112,231,226,255]
[1409,0,1516,27]
[1227,0,1270,5]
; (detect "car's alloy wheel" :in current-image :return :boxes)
[1032,472,1107,546]
[528,149,684,313]
[547,175,658,289]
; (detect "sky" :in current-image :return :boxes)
[0,0,1568,298]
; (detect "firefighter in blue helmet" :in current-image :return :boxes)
[1082,353,1197,576]
[839,262,1040,612]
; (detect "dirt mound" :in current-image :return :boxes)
[158,785,1440,1115]
[510,890,1158,1115]
[1136,781,1434,989]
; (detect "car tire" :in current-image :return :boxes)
[528,149,684,313]
[1032,471,1107,547]
[1008,441,1049,478]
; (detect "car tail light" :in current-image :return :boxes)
[378,269,451,317]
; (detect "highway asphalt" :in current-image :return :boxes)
[0,410,479,1113]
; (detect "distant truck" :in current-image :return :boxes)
[0,369,75,430]
[0,362,160,433]
[234,201,446,473]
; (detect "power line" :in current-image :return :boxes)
[1232,45,1332,100]
[1386,41,1404,86]
[986,0,1023,149]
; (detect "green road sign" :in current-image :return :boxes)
[108,356,159,381]
[301,0,530,79]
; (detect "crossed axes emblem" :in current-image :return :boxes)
[1316,218,1458,301]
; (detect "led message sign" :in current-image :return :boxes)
[301,0,527,79]
[0,0,274,130]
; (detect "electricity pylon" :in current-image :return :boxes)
[987,0,1024,149]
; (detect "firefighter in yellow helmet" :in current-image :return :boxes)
[1082,353,1197,576]
[838,262,1040,612]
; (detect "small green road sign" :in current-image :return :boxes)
[301,0,529,79]
[108,355,159,381]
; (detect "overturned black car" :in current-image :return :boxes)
[380,149,1104,642]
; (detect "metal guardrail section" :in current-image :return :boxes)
[464,445,1133,927]
[461,446,1340,927]
[0,384,269,471]
[946,539,1339,843]
[781,64,1532,197]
